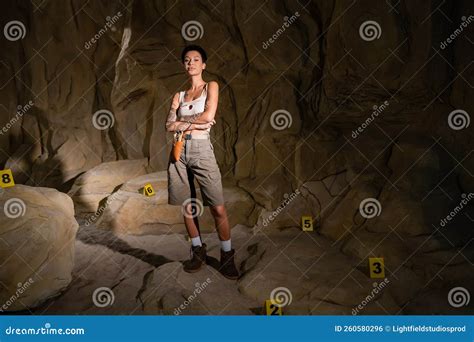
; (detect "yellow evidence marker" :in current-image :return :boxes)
[143,183,155,197]
[265,299,282,316]
[301,216,313,231]
[0,169,15,188]
[369,257,385,278]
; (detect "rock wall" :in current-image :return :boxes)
[1,0,473,189]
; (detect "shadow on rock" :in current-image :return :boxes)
[77,225,172,268]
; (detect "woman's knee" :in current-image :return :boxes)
[210,204,226,217]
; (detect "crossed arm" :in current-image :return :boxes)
[165,81,219,132]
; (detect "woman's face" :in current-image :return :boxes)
[183,51,205,76]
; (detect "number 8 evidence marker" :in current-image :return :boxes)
[0,169,15,188]
[265,299,282,315]
[301,216,313,231]
[369,257,385,279]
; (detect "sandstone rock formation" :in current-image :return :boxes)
[32,225,401,315]
[93,171,256,235]
[0,185,78,311]
[68,159,149,214]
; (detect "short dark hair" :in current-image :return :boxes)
[181,45,207,63]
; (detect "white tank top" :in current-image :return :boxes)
[177,83,210,133]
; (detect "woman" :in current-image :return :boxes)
[165,45,239,280]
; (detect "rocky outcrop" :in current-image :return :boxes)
[0,185,78,311]
[33,224,401,315]
[93,172,256,235]
[68,159,149,214]
[2,0,472,189]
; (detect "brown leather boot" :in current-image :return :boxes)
[219,249,239,280]
[183,243,207,273]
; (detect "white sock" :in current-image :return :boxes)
[221,239,231,252]
[191,236,202,247]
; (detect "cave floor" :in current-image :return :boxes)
[29,219,469,315]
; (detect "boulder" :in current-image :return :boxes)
[93,172,256,235]
[4,143,41,184]
[68,159,149,214]
[0,185,78,311]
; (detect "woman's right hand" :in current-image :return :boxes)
[196,120,216,130]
